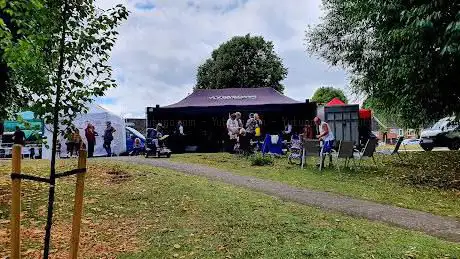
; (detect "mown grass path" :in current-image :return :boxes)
[114,157,460,242]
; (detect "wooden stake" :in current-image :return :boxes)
[11,145,22,259]
[69,149,87,259]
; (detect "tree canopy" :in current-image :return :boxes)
[306,0,460,127]
[311,86,348,104]
[196,34,288,92]
[1,0,128,125]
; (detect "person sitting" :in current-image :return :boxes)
[300,125,314,142]
[131,138,142,156]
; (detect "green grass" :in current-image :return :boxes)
[0,160,459,258]
[171,152,460,220]
[376,144,423,151]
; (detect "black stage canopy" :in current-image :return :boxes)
[147,88,317,152]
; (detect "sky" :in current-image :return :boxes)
[96,0,348,118]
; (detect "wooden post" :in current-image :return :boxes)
[69,149,87,259]
[11,145,22,259]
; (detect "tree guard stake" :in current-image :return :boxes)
[10,145,22,259]
[69,149,87,259]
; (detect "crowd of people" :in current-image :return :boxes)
[62,121,116,158]
[225,111,336,160]
[226,112,262,154]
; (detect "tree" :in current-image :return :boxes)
[306,0,460,127]
[196,34,288,92]
[311,86,348,104]
[0,0,24,119]
[1,0,128,257]
[362,97,404,129]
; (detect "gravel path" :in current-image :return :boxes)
[114,156,460,242]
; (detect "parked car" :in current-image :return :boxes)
[402,138,421,146]
[419,117,460,151]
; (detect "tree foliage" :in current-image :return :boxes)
[1,0,128,255]
[311,86,348,104]
[0,0,128,126]
[306,0,460,127]
[196,34,288,92]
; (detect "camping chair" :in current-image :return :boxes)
[262,134,283,156]
[333,141,355,171]
[354,138,378,165]
[377,136,404,160]
[301,140,320,169]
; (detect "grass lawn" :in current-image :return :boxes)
[376,144,423,151]
[0,159,458,258]
[172,152,460,220]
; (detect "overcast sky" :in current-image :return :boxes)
[96,0,348,118]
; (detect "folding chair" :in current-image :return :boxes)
[377,136,404,160]
[334,141,355,171]
[355,138,378,165]
[301,140,320,169]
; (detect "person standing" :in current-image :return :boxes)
[314,117,335,167]
[226,113,240,153]
[103,121,116,157]
[73,129,83,157]
[12,126,26,146]
[65,128,74,157]
[85,123,98,158]
[245,113,256,140]
[176,120,185,153]
[235,112,243,128]
[246,113,261,141]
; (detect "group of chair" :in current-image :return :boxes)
[296,136,404,171]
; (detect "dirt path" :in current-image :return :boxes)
[113,157,460,242]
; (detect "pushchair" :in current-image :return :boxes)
[288,134,302,165]
[145,128,172,158]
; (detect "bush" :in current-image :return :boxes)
[250,154,274,166]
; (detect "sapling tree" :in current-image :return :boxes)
[1,0,128,257]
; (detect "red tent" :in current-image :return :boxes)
[359,109,372,119]
[326,97,346,106]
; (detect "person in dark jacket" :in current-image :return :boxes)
[103,121,116,157]
[85,123,98,158]
[12,126,26,146]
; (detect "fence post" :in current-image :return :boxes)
[69,149,87,259]
[11,145,22,259]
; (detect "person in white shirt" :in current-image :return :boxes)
[226,113,240,153]
[235,112,243,128]
[177,121,184,135]
[314,117,335,168]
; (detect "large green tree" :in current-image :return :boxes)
[311,86,348,104]
[306,0,460,127]
[196,34,288,92]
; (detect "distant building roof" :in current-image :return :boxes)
[164,87,301,108]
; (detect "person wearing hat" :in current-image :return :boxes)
[103,121,116,157]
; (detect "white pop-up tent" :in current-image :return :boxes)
[42,104,127,159]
